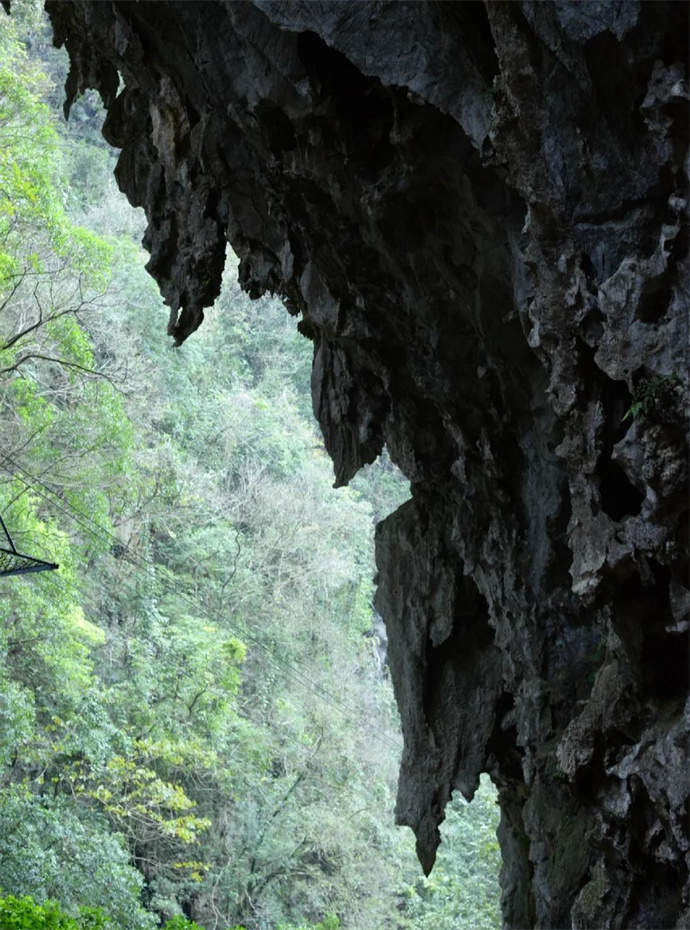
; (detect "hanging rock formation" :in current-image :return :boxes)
[44,2,689,927]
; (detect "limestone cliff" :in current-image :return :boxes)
[44,2,689,927]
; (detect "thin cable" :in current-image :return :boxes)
[34,551,403,758]
[4,568,402,831]
[0,452,383,709]
[0,455,403,753]
[0,452,402,748]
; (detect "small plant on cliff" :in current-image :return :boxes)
[622,372,682,424]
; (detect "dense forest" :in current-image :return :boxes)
[0,5,500,929]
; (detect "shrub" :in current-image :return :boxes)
[0,894,112,929]
[162,918,205,930]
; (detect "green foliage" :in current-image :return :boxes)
[161,917,205,930]
[278,915,341,930]
[0,895,113,930]
[622,372,682,423]
[0,893,129,929]
[72,752,211,843]
[0,791,155,929]
[0,22,113,288]
[403,776,501,930]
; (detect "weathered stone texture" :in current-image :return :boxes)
[45,2,688,926]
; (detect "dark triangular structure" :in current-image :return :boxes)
[0,513,58,577]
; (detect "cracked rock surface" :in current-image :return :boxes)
[45,2,689,926]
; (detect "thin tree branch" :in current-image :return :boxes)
[0,276,23,315]
[0,353,121,385]
[1,301,97,351]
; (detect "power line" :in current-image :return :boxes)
[37,563,400,755]
[0,453,403,754]
[2,565,403,838]
[37,567,399,756]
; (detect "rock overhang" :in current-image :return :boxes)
[43,2,689,926]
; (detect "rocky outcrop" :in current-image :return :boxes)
[45,2,689,926]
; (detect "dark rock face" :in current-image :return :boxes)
[45,2,688,926]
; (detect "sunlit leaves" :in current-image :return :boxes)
[73,754,211,844]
